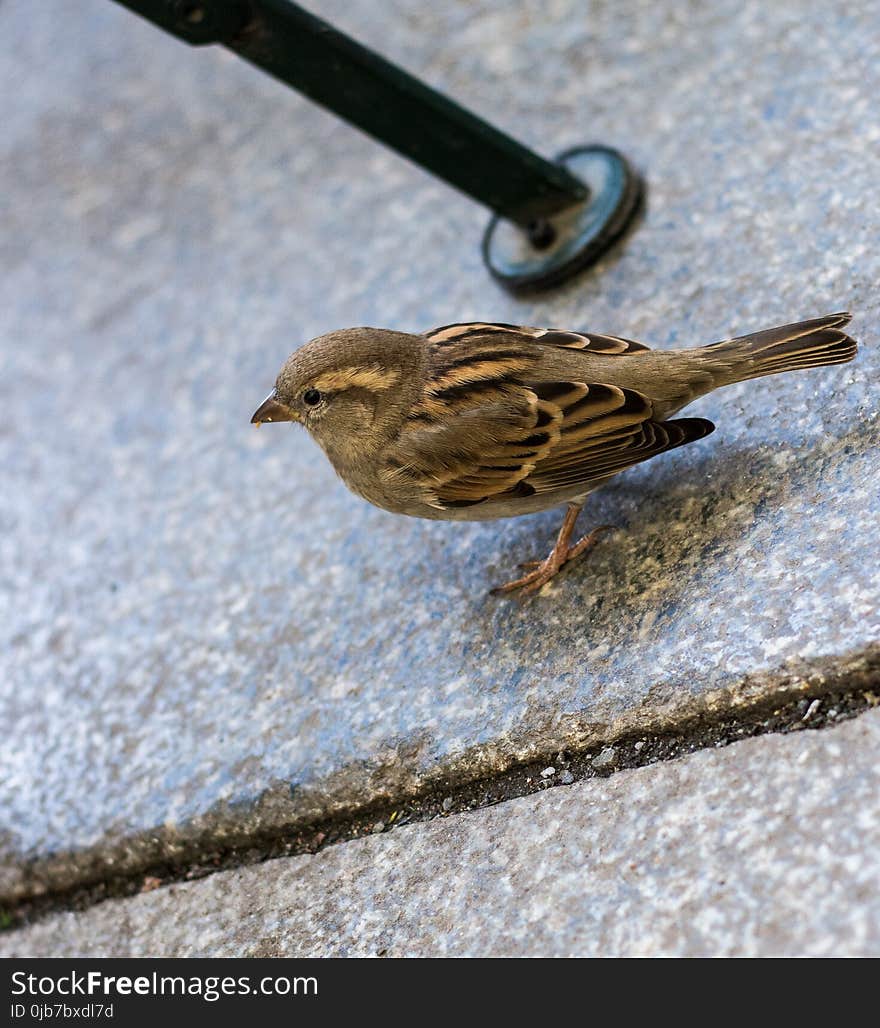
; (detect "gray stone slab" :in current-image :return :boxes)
[1,0,879,898]
[5,710,880,957]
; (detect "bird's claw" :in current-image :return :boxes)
[493,525,616,597]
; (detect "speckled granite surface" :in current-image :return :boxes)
[1,0,878,899]
[5,710,880,957]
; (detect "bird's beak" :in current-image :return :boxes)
[251,389,299,426]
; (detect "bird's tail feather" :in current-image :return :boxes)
[700,312,857,384]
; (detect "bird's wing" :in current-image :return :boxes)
[424,321,651,354]
[383,378,562,507]
[384,328,712,511]
[522,380,714,494]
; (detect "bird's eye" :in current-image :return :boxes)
[302,388,322,407]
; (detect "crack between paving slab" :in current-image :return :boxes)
[2,644,879,933]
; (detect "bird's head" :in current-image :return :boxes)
[251,327,425,466]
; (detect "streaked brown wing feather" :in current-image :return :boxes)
[424,322,651,354]
[533,330,650,354]
[525,415,714,493]
[435,398,562,503]
[521,381,713,494]
[388,326,709,512]
[383,389,561,508]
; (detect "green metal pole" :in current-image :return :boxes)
[113,0,589,228]
[111,0,643,291]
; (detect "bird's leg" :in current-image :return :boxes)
[491,505,614,596]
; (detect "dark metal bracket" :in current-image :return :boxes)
[113,0,643,292]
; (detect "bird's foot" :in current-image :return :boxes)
[491,525,615,596]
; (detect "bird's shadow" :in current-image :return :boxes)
[464,415,875,639]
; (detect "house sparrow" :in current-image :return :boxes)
[252,313,857,594]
